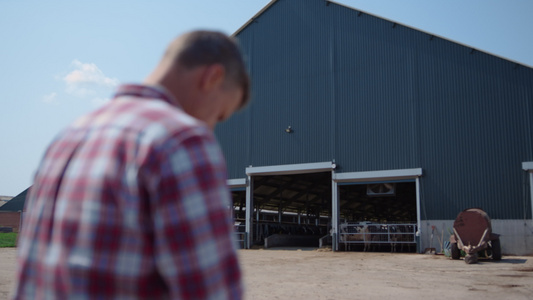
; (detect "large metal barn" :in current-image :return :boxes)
[216,0,533,255]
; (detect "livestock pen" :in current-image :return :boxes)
[339,222,417,252]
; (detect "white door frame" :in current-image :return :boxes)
[332,168,423,251]
[522,162,533,220]
[228,165,422,250]
[233,162,336,248]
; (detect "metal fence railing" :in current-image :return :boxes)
[234,224,246,249]
[339,223,417,251]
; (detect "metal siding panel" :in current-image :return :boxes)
[416,42,533,219]
[215,28,255,179]
[215,107,251,179]
[216,0,533,220]
[326,4,533,220]
[330,8,419,173]
[218,0,334,176]
[243,0,333,167]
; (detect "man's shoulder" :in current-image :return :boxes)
[74,96,202,133]
[118,96,194,124]
[111,97,215,148]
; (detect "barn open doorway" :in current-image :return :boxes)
[245,171,332,248]
[233,162,336,249]
[337,181,417,252]
[232,165,421,251]
[231,189,247,248]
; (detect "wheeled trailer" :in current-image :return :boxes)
[449,208,501,264]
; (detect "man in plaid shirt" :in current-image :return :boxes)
[12,30,249,299]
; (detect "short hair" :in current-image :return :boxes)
[169,30,250,109]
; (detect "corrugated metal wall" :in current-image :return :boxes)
[218,0,334,174]
[215,0,533,219]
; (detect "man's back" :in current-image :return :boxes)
[13,85,242,299]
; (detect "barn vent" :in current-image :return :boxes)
[367,183,396,196]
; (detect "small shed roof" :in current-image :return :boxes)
[0,187,29,212]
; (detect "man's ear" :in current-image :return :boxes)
[199,64,225,92]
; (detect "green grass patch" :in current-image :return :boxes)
[0,232,18,247]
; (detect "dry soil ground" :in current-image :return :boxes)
[1,247,532,299]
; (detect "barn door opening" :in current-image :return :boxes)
[246,172,332,248]
[332,168,422,252]
[337,181,417,252]
[230,188,246,249]
[240,162,336,249]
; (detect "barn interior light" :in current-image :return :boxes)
[285,126,293,133]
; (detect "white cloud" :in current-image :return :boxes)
[42,92,58,105]
[63,60,119,98]
[90,97,110,107]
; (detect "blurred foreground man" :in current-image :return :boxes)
[12,30,249,300]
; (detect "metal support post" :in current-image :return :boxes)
[331,170,339,251]
[245,175,253,249]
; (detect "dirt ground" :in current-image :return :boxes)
[1,247,532,299]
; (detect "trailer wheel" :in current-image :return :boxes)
[451,242,460,259]
[491,239,502,261]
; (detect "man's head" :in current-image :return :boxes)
[145,30,250,129]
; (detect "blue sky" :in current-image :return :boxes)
[1,0,532,197]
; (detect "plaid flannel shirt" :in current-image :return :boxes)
[12,84,242,300]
